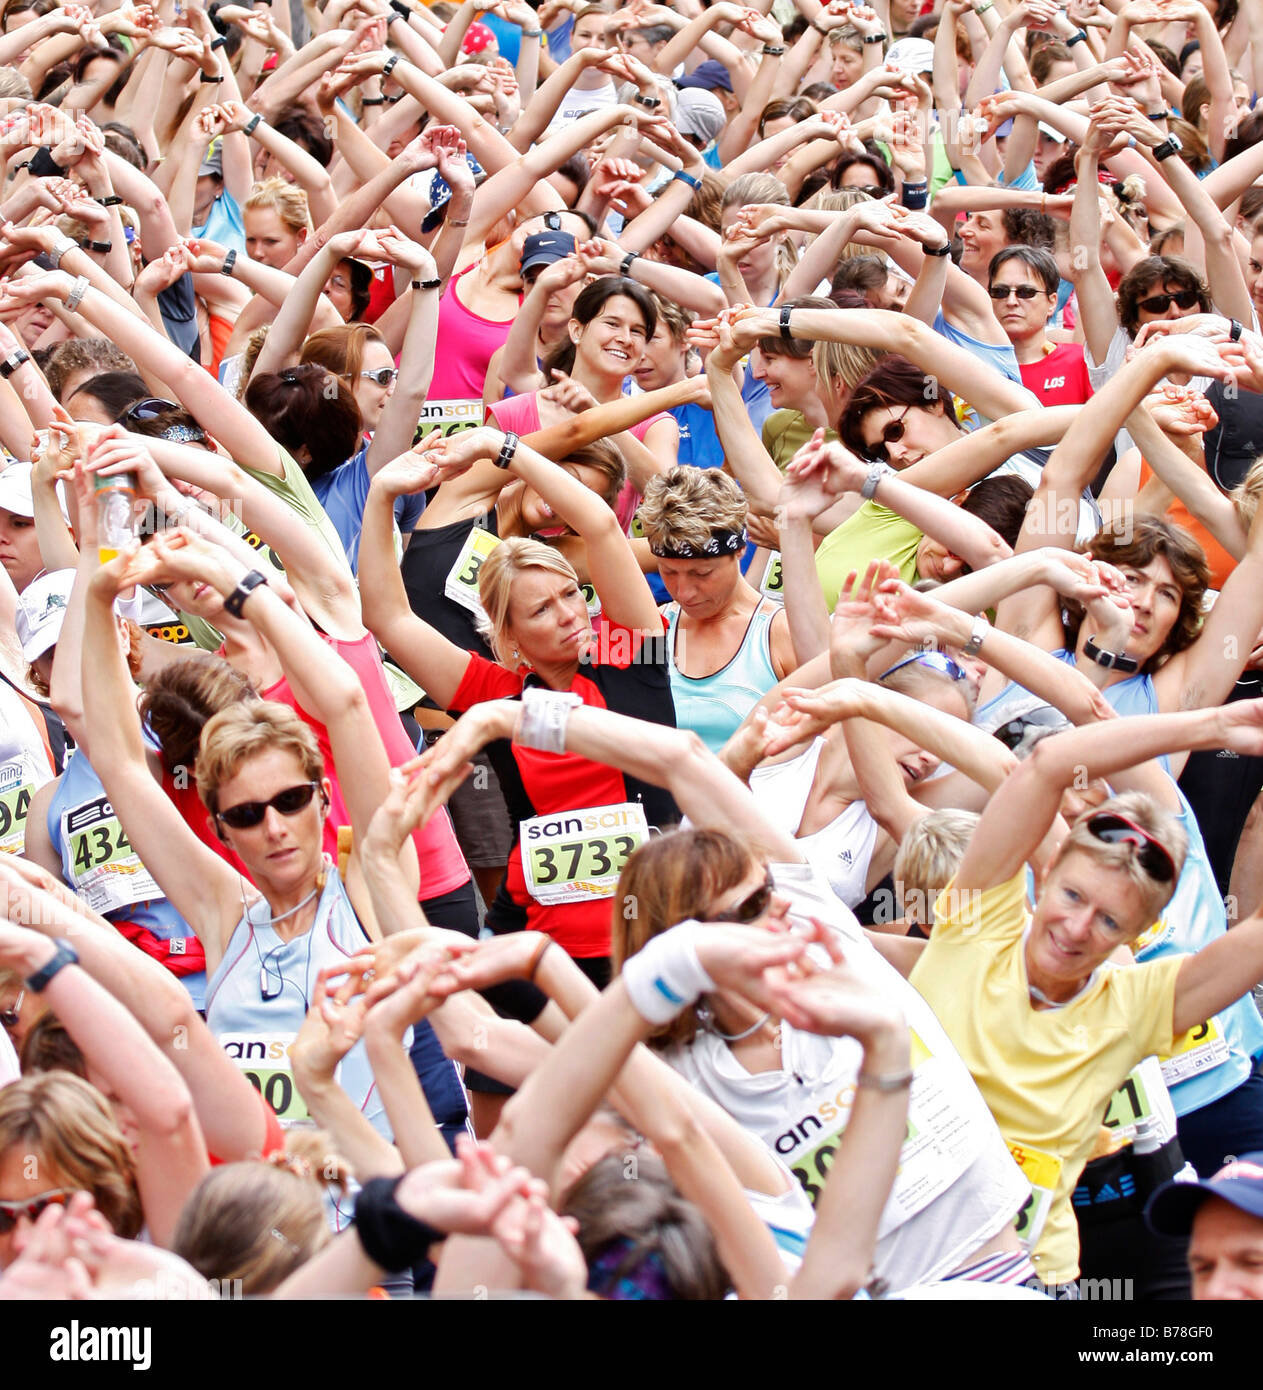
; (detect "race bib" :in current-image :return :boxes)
[62,796,162,916]
[759,551,784,602]
[783,1031,975,1235]
[580,583,602,619]
[0,757,37,855]
[1160,1016,1231,1086]
[1103,1067,1155,1131]
[219,1032,316,1127]
[417,398,483,437]
[444,526,500,617]
[520,802,648,905]
[1008,1140,1063,1251]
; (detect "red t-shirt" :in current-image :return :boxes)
[1019,341,1093,407]
[448,619,678,958]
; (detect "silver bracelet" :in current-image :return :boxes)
[861,460,891,501]
[65,275,89,313]
[960,613,988,658]
[49,237,75,269]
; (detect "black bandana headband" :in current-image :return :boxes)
[649,528,747,559]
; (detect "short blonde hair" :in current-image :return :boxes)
[245,176,312,234]
[721,172,799,285]
[0,1072,142,1237]
[1056,790,1187,925]
[813,337,881,401]
[195,701,324,814]
[637,467,748,554]
[476,537,581,669]
[895,809,978,925]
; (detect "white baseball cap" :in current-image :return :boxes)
[0,461,35,519]
[885,38,935,74]
[15,568,74,662]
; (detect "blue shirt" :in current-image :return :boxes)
[932,309,1023,386]
[193,188,246,258]
[312,445,425,575]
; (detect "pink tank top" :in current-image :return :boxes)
[488,390,670,533]
[262,631,470,899]
[430,263,518,400]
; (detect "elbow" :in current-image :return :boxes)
[673,729,715,789]
[646,1106,706,1162]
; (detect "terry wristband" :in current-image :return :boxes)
[354,1176,445,1271]
[514,687,583,753]
[621,922,716,1025]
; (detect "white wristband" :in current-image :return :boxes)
[621,921,716,1025]
[513,687,583,753]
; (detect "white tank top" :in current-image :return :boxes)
[749,739,879,908]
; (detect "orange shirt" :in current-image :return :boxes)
[1138,457,1236,590]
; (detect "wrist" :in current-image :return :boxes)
[857,1017,910,1065]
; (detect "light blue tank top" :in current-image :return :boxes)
[47,749,205,1009]
[205,871,402,1138]
[666,600,779,753]
[983,657,1263,1113]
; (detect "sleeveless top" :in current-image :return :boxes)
[665,599,779,754]
[205,870,401,1138]
[47,748,206,1008]
[430,263,516,401]
[749,739,879,909]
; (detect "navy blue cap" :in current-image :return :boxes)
[1146,1153,1263,1237]
[520,231,577,276]
[420,152,485,234]
[676,59,732,94]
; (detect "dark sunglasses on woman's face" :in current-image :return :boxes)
[712,870,776,924]
[122,396,179,424]
[869,404,912,462]
[1137,288,1201,315]
[1084,812,1176,884]
[852,185,886,199]
[0,1189,71,1235]
[216,782,322,831]
[988,283,1045,301]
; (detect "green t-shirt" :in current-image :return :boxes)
[761,410,840,472]
[815,500,923,611]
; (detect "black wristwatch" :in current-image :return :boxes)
[494,431,520,470]
[1152,132,1183,162]
[1083,636,1139,674]
[223,569,268,618]
[26,939,78,993]
[0,347,30,378]
[633,93,660,108]
[80,239,112,254]
[95,193,123,207]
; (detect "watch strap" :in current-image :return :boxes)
[25,939,78,993]
[0,348,30,378]
[223,569,268,618]
[1083,636,1139,673]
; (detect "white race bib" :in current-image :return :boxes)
[1160,1015,1231,1087]
[520,802,648,905]
[444,526,501,618]
[0,755,38,855]
[62,795,161,916]
[417,398,483,437]
[220,1032,328,1128]
[759,551,784,602]
[1008,1140,1063,1252]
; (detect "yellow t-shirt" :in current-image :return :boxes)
[814,500,922,612]
[909,869,1183,1285]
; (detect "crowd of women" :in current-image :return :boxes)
[0,0,1263,1306]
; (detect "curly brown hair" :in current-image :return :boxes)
[1115,256,1210,338]
[1063,517,1210,669]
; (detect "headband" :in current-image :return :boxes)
[648,528,746,559]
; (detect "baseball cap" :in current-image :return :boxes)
[520,231,577,276]
[675,87,726,145]
[676,59,732,94]
[1038,121,1068,143]
[197,143,223,181]
[16,569,73,662]
[885,37,935,73]
[1146,1153,1263,1237]
[0,461,35,518]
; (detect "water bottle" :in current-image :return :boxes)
[95,471,138,563]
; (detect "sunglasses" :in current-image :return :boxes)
[879,650,969,684]
[851,185,887,199]
[712,870,775,924]
[1137,288,1201,315]
[993,706,1070,751]
[988,283,1046,301]
[868,403,912,463]
[359,367,398,386]
[1085,812,1176,884]
[216,782,323,831]
[0,988,22,1029]
[0,1189,71,1235]
[122,396,178,424]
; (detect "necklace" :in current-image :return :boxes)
[698,1003,772,1043]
